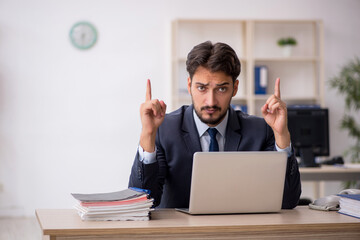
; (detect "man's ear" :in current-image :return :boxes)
[187,77,192,94]
[232,79,239,97]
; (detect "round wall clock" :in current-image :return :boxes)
[69,21,97,50]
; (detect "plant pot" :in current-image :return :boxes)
[281,45,293,57]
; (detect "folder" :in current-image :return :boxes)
[254,66,268,94]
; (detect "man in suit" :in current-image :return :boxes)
[129,41,301,209]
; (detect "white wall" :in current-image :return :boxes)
[0,0,359,216]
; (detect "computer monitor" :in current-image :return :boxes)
[287,108,329,167]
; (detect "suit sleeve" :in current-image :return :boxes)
[281,151,302,209]
[128,130,167,207]
[264,124,301,209]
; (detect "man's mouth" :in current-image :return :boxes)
[201,106,221,114]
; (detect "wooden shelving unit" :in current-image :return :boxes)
[171,19,324,116]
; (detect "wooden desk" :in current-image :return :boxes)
[299,165,360,181]
[36,206,360,240]
[299,165,360,198]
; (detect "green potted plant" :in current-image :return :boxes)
[277,37,297,57]
[329,57,360,188]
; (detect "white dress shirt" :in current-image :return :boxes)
[193,109,227,152]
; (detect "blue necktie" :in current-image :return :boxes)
[208,128,219,152]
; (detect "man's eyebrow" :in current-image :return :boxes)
[194,82,230,86]
[194,82,209,86]
[216,82,230,86]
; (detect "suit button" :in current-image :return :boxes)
[138,167,142,180]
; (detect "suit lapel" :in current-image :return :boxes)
[224,107,242,151]
[182,105,202,153]
[181,105,242,152]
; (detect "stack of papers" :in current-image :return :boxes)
[338,194,360,219]
[71,188,154,221]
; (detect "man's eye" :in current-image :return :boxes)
[218,87,227,92]
[197,86,205,91]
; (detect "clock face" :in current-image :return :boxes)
[69,22,97,50]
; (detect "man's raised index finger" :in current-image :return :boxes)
[274,78,281,98]
[146,79,152,101]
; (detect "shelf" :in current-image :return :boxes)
[232,95,247,101]
[253,95,319,101]
[172,19,324,115]
[174,20,246,60]
[254,57,320,62]
[253,19,322,24]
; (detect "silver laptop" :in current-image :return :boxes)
[176,151,287,215]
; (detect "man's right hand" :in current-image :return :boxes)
[139,79,167,152]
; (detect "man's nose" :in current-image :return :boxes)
[205,90,217,106]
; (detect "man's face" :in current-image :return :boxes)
[188,66,239,127]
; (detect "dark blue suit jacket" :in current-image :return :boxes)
[129,105,301,209]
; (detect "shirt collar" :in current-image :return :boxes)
[193,108,228,138]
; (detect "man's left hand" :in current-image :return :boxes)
[261,78,291,149]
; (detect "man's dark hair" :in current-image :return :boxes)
[186,41,241,83]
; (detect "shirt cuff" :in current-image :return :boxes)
[275,142,292,157]
[138,145,157,164]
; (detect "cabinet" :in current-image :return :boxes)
[171,19,324,116]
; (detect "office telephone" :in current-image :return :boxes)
[320,156,344,165]
[309,189,360,211]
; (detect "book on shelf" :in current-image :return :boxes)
[254,65,268,94]
[71,188,154,221]
[337,194,360,219]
